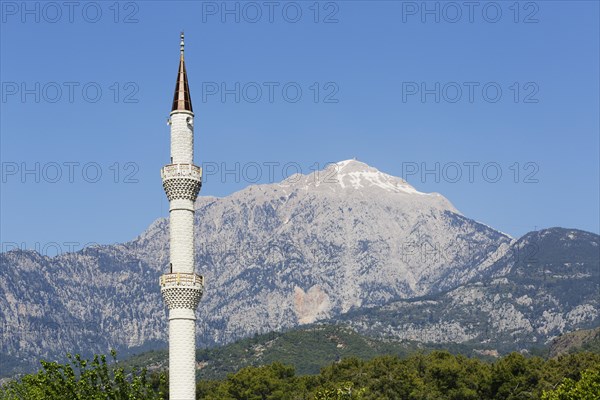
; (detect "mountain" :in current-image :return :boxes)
[335,228,600,352]
[0,160,596,377]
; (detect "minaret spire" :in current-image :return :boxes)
[160,33,204,400]
[172,32,193,112]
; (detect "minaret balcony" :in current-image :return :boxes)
[160,273,204,311]
[161,164,202,201]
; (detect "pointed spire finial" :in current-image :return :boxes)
[172,32,193,113]
[180,31,185,56]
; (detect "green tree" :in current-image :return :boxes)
[490,352,543,399]
[542,368,600,400]
[419,351,490,400]
[0,351,165,400]
[204,362,301,400]
[360,355,424,400]
[314,382,366,400]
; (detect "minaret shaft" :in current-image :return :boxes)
[168,318,197,398]
[169,206,194,273]
[170,113,194,164]
[159,33,203,400]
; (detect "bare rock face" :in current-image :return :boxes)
[294,285,331,324]
[6,160,594,377]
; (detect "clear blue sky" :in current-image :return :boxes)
[1,1,599,251]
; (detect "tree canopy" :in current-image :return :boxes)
[1,350,598,399]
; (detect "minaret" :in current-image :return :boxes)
[159,32,204,400]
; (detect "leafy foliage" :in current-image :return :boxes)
[2,350,598,399]
[0,350,166,400]
[196,351,599,400]
[542,368,600,400]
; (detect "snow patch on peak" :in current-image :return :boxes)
[335,159,358,168]
[334,159,375,173]
[328,160,426,195]
[340,170,423,194]
[276,159,459,213]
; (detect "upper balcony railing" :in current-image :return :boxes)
[159,272,204,288]
[161,164,202,181]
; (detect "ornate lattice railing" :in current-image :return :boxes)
[159,272,204,287]
[161,164,202,201]
[161,164,202,181]
[160,272,204,310]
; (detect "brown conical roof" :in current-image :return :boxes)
[171,33,193,113]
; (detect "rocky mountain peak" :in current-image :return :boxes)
[274,160,458,216]
[330,159,424,194]
[277,159,432,194]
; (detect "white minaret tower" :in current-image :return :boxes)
[159,32,204,400]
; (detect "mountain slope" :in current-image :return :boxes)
[188,160,509,332]
[335,228,599,351]
[548,327,600,358]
